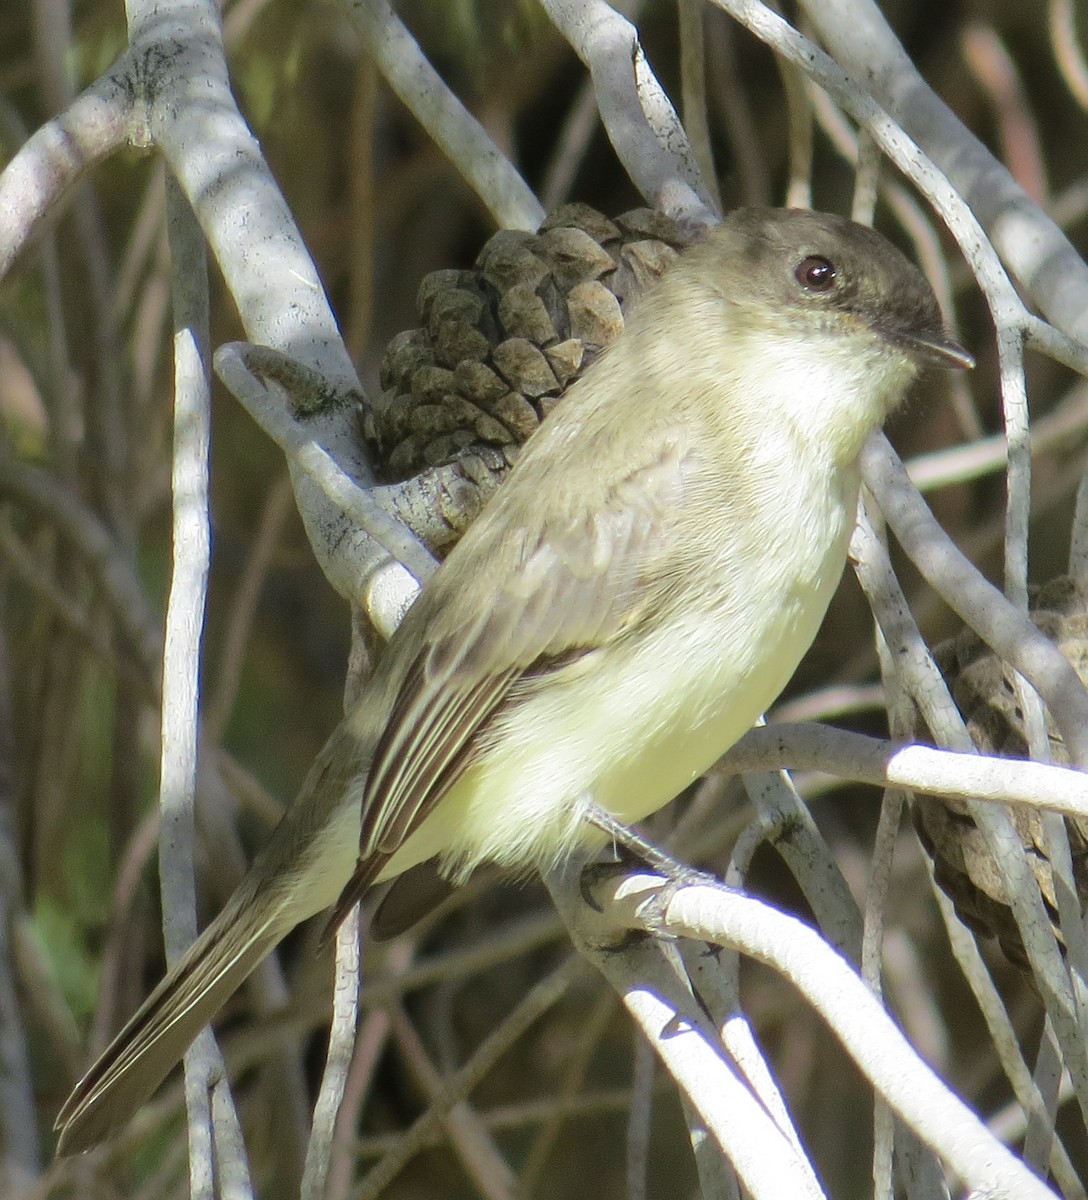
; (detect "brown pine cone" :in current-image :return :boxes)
[914,575,1088,969]
[365,204,698,482]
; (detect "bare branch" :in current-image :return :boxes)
[678,0,723,213]
[348,0,545,232]
[0,446,161,676]
[860,433,1088,768]
[353,961,578,1200]
[0,71,131,284]
[215,343,436,634]
[796,0,1088,342]
[549,868,827,1200]
[722,724,1088,817]
[540,0,717,222]
[160,173,251,1199]
[302,909,360,1200]
[571,867,1059,1200]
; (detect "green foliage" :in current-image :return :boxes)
[33,893,101,1027]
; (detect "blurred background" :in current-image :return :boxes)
[2,0,1088,1195]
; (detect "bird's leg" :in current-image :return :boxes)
[579,802,721,891]
[576,806,727,1003]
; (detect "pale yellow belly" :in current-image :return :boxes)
[378,539,846,884]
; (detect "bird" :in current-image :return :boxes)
[55,206,972,1154]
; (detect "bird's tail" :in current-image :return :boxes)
[55,721,371,1156]
[54,884,290,1156]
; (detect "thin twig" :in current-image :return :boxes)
[0,70,132,284]
[0,618,40,1186]
[349,0,544,232]
[678,0,723,213]
[1050,0,1088,112]
[720,723,1088,816]
[905,383,1088,492]
[776,56,813,210]
[860,433,1088,767]
[541,75,603,211]
[517,988,617,1196]
[625,1033,654,1200]
[793,0,1088,341]
[540,0,716,222]
[961,22,1048,204]
[327,941,413,1200]
[705,13,770,206]
[204,469,295,744]
[345,58,378,364]
[0,445,161,678]
[388,1003,517,1200]
[354,960,580,1200]
[302,908,360,1200]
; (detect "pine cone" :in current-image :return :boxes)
[914,576,1088,969]
[366,204,697,482]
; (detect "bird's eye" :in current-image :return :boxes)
[794,255,837,292]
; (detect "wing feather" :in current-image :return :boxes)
[332,438,693,922]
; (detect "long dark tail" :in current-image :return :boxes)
[54,888,289,1155]
[55,720,372,1155]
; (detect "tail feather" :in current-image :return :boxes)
[55,899,284,1156]
[54,716,377,1154]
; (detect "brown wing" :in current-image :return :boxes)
[327,440,691,928]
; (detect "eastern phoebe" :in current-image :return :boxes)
[55,207,972,1154]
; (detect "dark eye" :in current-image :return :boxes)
[794,255,837,291]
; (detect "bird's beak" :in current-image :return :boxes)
[896,329,975,371]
